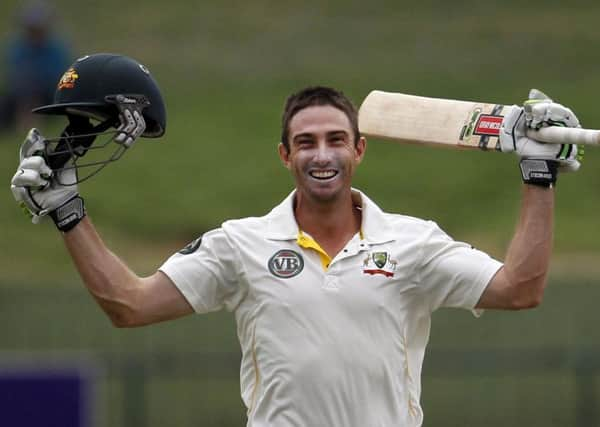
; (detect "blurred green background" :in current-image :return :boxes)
[1,0,599,426]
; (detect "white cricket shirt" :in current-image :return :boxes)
[159,189,502,427]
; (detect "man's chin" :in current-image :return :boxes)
[303,185,346,204]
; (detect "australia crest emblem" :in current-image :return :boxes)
[362,251,397,277]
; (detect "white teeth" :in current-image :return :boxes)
[311,170,337,179]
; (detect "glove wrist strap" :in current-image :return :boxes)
[519,159,558,188]
[49,195,86,232]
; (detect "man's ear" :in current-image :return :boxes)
[278,142,291,169]
[355,136,367,164]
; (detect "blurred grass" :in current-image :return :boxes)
[1,0,600,284]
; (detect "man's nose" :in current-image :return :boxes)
[313,141,332,164]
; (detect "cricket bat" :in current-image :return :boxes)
[358,91,600,150]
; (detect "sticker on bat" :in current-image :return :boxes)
[474,115,503,136]
[460,108,483,140]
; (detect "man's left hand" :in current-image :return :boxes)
[499,89,583,186]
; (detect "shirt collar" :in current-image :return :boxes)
[265,188,394,244]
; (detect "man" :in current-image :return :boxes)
[11,54,582,426]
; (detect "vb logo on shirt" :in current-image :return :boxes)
[268,250,304,278]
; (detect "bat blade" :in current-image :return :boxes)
[358,90,600,149]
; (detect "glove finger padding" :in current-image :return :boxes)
[11,156,52,187]
[11,185,43,223]
[519,140,581,171]
[526,101,580,129]
[527,88,552,102]
[555,144,581,172]
[11,128,82,229]
[20,128,46,159]
[11,163,79,220]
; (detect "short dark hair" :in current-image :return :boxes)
[281,86,359,151]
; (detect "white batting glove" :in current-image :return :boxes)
[10,128,85,231]
[499,89,583,187]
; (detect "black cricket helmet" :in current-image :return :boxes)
[31,53,167,185]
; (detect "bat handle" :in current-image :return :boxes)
[527,126,600,146]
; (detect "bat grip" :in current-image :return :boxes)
[527,127,600,146]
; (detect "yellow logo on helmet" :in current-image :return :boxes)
[58,68,79,90]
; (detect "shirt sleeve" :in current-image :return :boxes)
[159,228,246,314]
[417,221,503,313]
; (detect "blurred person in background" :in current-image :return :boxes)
[0,1,71,132]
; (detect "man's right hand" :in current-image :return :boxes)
[10,128,85,232]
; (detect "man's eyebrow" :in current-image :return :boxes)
[292,132,314,141]
[327,130,349,138]
[291,129,349,143]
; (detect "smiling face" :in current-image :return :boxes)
[279,105,366,205]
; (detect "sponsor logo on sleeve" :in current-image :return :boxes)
[268,250,304,278]
[179,236,203,255]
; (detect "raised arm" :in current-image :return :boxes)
[11,135,193,327]
[62,217,193,327]
[477,89,582,310]
[476,185,553,309]
[10,126,193,327]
